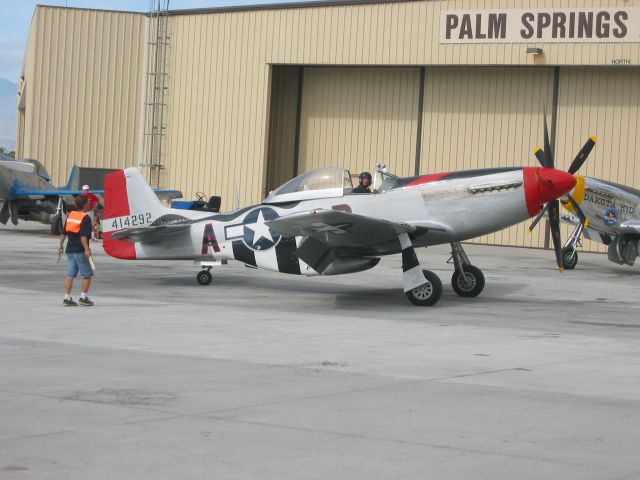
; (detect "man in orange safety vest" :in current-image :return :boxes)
[58,195,95,306]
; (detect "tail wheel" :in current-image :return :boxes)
[405,270,443,307]
[561,247,578,270]
[196,269,213,286]
[451,265,485,298]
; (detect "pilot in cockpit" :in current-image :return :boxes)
[352,171,373,194]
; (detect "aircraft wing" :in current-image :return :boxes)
[620,220,640,234]
[11,187,81,197]
[12,187,182,199]
[266,209,447,260]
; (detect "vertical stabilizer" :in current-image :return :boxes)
[64,165,80,190]
[102,168,167,259]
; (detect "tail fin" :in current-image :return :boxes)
[65,165,80,190]
[102,168,166,259]
[104,168,165,221]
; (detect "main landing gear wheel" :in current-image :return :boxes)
[405,270,443,307]
[561,246,578,270]
[50,214,63,235]
[451,265,485,298]
[196,269,213,285]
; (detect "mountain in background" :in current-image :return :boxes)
[0,78,18,152]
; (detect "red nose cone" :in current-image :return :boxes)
[523,167,577,216]
[537,168,576,203]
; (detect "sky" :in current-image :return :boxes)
[0,0,319,81]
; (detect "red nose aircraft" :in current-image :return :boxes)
[102,146,578,307]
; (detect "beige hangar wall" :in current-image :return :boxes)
[16,1,640,253]
[18,6,146,185]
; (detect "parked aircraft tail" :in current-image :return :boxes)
[103,168,207,260]
[104,168,166,221]
[64,165,80,191]
[102,168,168,259]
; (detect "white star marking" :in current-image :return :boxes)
[245,210,274,245]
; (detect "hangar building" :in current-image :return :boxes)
[16,1,640,251]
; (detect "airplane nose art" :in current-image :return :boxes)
[523,167,577,216]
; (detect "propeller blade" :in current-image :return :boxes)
[566,195,589,228]
[568,135,598,174]
[528,203,549,232]
[543,113,554,168]
[548,199,563,271]
[533,147,545,167]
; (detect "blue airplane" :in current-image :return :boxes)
[0,155,181,233]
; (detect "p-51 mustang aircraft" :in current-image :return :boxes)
[102,156,577,306]
[558,177,640,269]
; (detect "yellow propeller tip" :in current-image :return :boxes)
[584,220,590,228]
[534,147,542,153]
[591,135,598,142]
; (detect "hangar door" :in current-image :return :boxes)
[556,67,640,253]
[420,67,555,249]
[298,67,421,181]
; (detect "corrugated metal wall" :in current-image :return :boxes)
[298,67,420,178]
[19,7,145,186]
[420,66,555,248]
[16,1,640,253]
[556,67,640,253]
[145,0,640,209]
[162,11,273,208]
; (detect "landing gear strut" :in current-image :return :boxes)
[448,242,485,298]
[50,197,65,235]
[399,232,443,306]
[561,223,584,270]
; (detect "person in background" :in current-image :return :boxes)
[58,195,95,306]
[80,184,101,241]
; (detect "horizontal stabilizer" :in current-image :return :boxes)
[110,224,191,243]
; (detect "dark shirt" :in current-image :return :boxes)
[352,185,372,194]
[65,215,92,253]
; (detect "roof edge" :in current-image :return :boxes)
[168,0,423,16]
[35,1,425,17]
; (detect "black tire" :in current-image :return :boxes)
[405,270,443,306]
[196,270,213,285]
[50,214,63,235]
[562,247,578,270]
[451,265,485,298]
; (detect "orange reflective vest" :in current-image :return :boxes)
[65,211,87,234]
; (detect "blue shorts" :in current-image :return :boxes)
[66,252,94,278]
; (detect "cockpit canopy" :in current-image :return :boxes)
[263,165,402,203]
[264,167,354,204]
[24,159,51,182]
[0,157,51,182]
